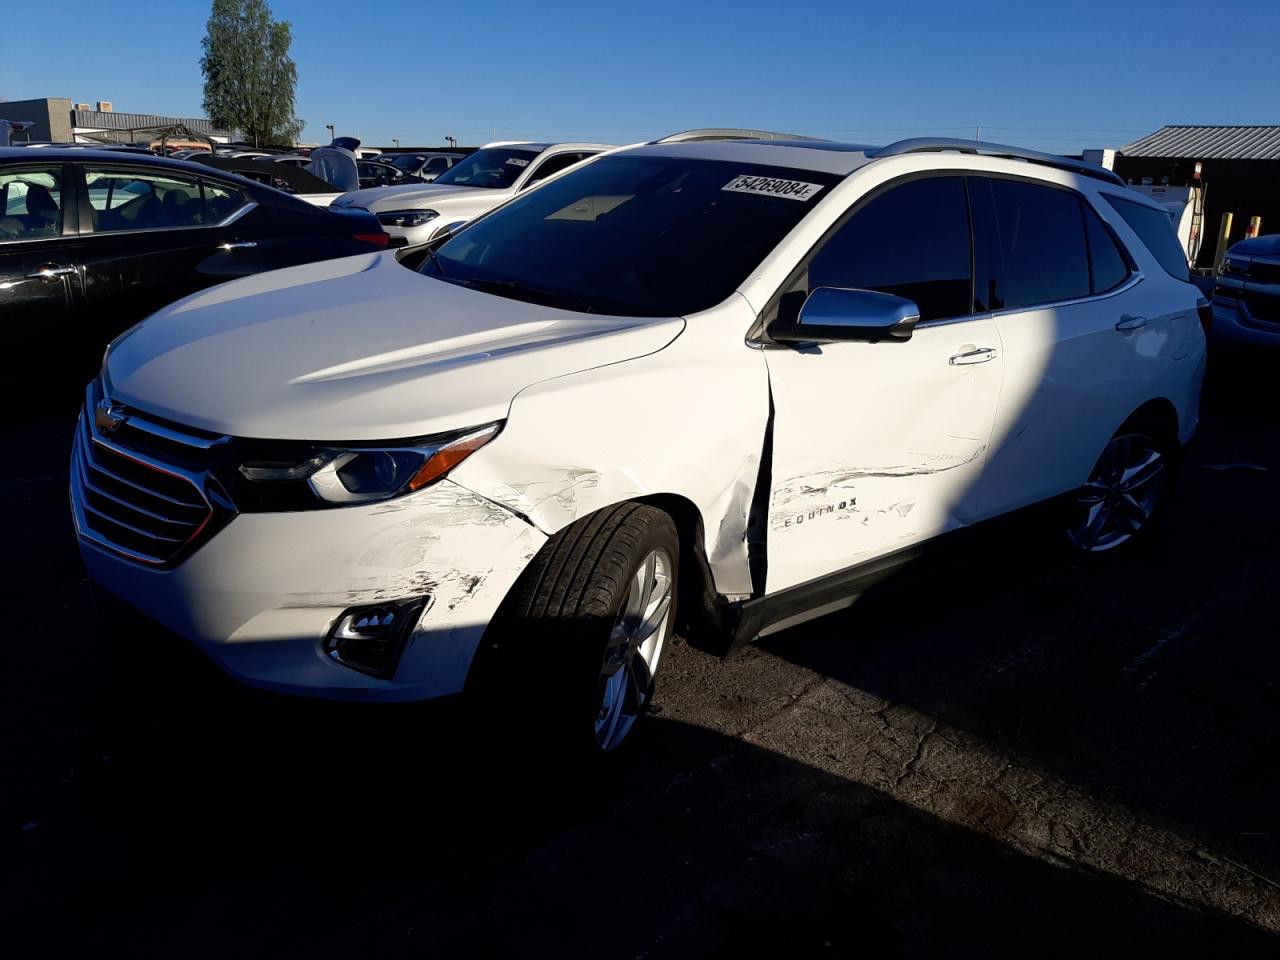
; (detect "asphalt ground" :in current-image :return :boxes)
[4,350,1279,958]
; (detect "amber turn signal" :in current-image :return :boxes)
[408,423,502,491]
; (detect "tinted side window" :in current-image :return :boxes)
[806,176,972,322]
[1083,202,1130,294]
[0,167,64,242]
[1102,194,1189,281]
[988,178,1090,309]
[86,169,208,232]
[203,181,249,222]
[524,152,592,187]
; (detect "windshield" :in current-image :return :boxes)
[422,155,840,316]
[389,154,425,173]
[432,147,541,189]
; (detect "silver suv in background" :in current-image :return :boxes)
[330,141,610,245]
[382,151,468,182]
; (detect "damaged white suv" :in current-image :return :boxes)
[74,134,1207,752]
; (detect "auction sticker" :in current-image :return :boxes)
[722,175,823,201]
[505,157,530,167]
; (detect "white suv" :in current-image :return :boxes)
[74,135,1207,753]
[329,140,610,246]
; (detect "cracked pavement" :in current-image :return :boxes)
[4,354,1279,957]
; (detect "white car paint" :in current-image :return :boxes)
[76,136,1205,703]
[329,141,611,245]
[296,192,339,207]
[106,252,685,441]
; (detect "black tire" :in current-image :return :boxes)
[1063,412,1179,555]
[472,502,680,756]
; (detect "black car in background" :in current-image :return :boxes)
[1214,233,1280,348]
[356,159,423,189]
[0,148,388,382]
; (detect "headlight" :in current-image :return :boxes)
[377,209,439,229]
[233,423,501,508]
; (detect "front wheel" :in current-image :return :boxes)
[1065,420,1175,553]
[477,503,679,754]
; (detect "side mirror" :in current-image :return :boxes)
[768,287,921,344]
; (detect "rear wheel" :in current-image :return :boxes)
[477,503,679,754]
[1066,419,1174,553]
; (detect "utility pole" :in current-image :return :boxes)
[975,124,981,141]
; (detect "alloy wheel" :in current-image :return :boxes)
[595,548,673,751]
[1067,433,1167,552]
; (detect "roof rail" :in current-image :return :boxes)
[653,128,824,144]
[866,137,1125,186]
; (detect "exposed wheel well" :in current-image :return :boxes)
[632,494,730,650]
[1119,398,1180,450]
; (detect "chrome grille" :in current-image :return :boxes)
[71,390,231,566]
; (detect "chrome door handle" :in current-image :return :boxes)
[25,264,76,281]
[218,241,258,251]
[949,346,998,365]
[1116,314,1148,331]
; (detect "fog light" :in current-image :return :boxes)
[324,597,428,678]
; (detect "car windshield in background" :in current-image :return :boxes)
[424,155,841,316]
[389,154,425,173]
[431,147,541,189]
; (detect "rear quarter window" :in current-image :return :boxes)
[1102,194,1190,282]
[1083,202,1132,294]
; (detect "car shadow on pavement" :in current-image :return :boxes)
[736,351,1280,943]
[4,625,1278,959]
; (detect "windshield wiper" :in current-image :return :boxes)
[462,278,596,314]
[417,234,453,279]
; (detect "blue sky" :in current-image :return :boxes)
[3,0,1276,151]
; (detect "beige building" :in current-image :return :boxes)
[0,97,233,145]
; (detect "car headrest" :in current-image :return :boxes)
[25,183,59,221]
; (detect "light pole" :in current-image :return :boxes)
[392,138,400,148]
[325,123,335,142]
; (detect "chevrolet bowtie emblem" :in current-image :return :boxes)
[94,398,127,434]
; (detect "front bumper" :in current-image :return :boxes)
[77,473,546,702]
[1212,296,1280,348]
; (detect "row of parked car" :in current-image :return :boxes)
[0,126,1240,755]
[0,137,645,381]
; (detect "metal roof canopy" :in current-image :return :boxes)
[1121,125,1280,161]
[72,109,229,137]
[71,121,219,151]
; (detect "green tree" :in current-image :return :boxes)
[200,0,303,147]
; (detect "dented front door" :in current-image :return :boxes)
[762,318,1003,592]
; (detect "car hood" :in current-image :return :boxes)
[105,252,684,441]
[331,182,511,212]
[1228,234,1280,259]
